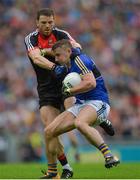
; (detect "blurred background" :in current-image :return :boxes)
[0,0,140,163]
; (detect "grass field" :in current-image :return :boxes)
[0,162,140,179]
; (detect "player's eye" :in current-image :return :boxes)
[39,21,46,25]
[48,21,53,24]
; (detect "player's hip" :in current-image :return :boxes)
[39,95,64,110]
[76,92,110,105]
[67,100,110,120]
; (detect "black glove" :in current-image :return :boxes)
[51,64,68,78]
[62,84,72,98]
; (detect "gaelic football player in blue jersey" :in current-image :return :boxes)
[45,39,120,172]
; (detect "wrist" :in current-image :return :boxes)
[51,64,56,71]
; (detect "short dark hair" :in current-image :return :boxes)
[52,39,72,51]
[37,8,55,20]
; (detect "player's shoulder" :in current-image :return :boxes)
[24,29,39,47]
[25,29,39,40]
[76,54,95,64]
[53,27,69,34]
[52,27,71,39]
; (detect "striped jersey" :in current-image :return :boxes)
[24,27,77,98]
[69,54,110,105]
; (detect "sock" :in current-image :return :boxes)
[58,153,72,171]
[98,143,113,159]
[47,163,57,177]
[58,153,68,166]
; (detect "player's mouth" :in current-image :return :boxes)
[44,29,51,34]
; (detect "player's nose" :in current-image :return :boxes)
[45,23,50,28]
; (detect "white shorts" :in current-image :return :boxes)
[67,100,110,125]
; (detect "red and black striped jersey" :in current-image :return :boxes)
[24,27,77,98]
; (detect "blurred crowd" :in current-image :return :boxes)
[0,0,140,161]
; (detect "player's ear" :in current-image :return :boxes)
[52,21,55,28]
[68,48,72,54]
[36,20,39,28]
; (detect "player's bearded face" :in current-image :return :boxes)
[37,15,55,36]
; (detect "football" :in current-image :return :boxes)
[63,72,81,88]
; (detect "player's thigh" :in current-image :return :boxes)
[45,111,75,137]
[40,105,60,126]
[76,105,97,126]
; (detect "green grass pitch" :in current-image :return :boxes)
[0,162,140,179]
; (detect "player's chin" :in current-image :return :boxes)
[43,31,51,36]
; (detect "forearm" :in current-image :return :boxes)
[63,73,96,98]
[30,52,67,78]
[33,55,55,70]
[70,81,95,95]
[29,49,55,70]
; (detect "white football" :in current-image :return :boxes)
[63,72,81,88]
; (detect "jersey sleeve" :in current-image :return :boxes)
[24,33,38,52]
[74,54,94,75]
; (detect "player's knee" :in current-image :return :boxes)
[45,127,53,139]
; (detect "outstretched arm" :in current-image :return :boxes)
[29,48,54,70]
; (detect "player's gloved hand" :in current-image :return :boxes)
[62,84,72,98]
[51,64,68,78]
[40,49,46,56]
[70,47,81,59]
